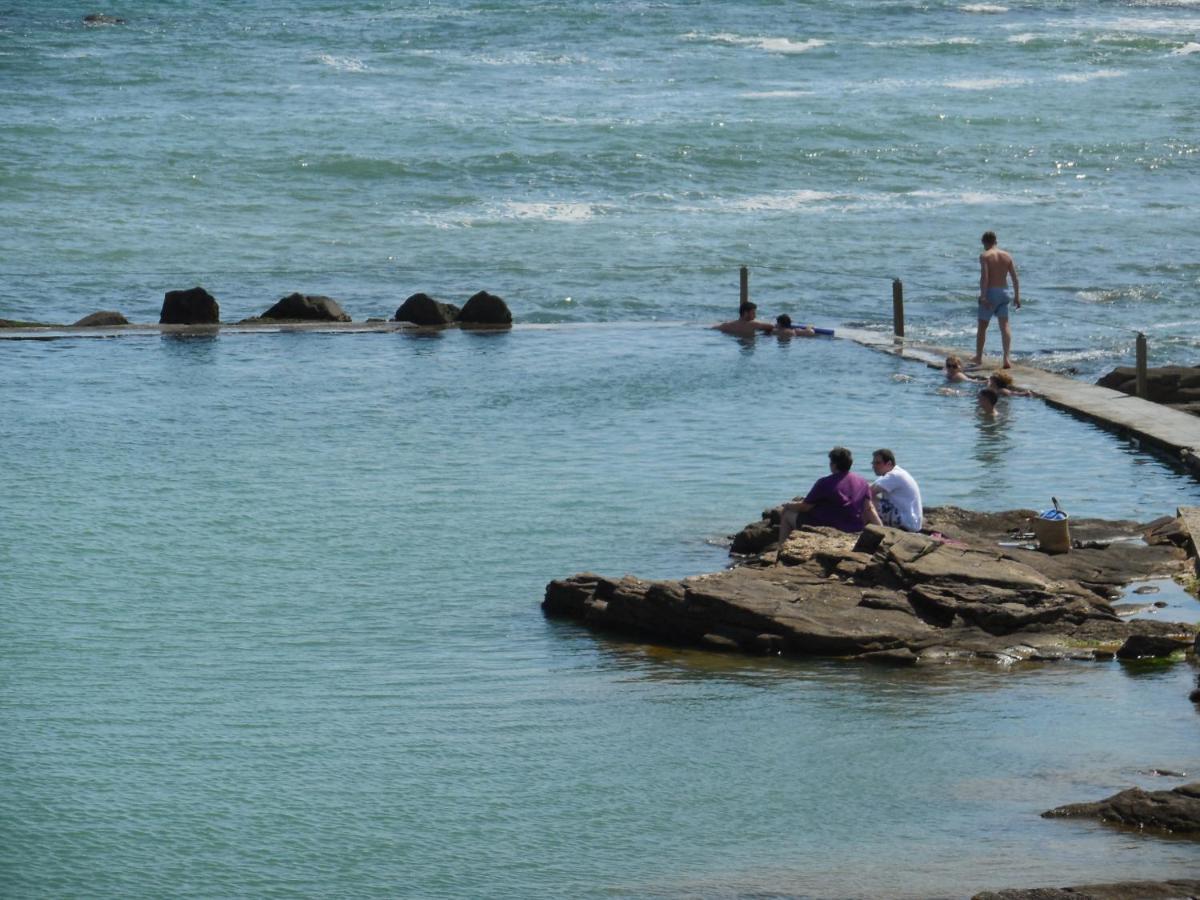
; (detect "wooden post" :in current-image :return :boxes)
[892,279,904,340]
[740,266,749,306]
[1136,332,1148,399]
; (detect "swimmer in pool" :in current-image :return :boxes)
[773,314,816,338]
[944,355,980,383]
[714,302,774,337]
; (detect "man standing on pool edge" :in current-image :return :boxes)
[972,230,1020,369]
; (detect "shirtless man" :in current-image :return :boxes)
[972,230,1020,369]
[714,302,773,337]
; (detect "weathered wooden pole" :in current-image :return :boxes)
[740,266,749,306]
[1136,332,1148,399]
[892,279,904,340]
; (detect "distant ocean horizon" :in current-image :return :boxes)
[3,3,1199,898]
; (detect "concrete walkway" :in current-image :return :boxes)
[837,326,1200,479]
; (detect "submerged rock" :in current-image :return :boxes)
[160,286,219,325]
[974,879,1200,899]
[1043,783,1200,835]
[72,310,129,327]
[255,293,350,322]
[457,291,512,326]
[83,13,126,26]
[393,292,460,326]
[544,507,1197,665]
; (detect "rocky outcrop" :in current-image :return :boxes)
[394,293,460,326]
[1097,365,1200,417]
[974,880,1200,899]
[72,310,128,327]
[457,291,512,326]
[254,293,350,322]
[544,508,1196,665]
[160,287,219,325]
[1043,783,1200,835]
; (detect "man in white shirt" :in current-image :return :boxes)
[869,449,923,532]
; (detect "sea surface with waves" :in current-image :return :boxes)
[2,3,1200,898]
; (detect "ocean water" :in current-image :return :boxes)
[3,3,1200,898]
[2,1,1199,375]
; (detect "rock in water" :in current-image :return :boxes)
[393,293,460,326]
[457,291,512,326]
[1043,783,1200,834]
[160,287,219,325]
[72,311,129,327]
[83,13,126,26]
[256,293,350,322]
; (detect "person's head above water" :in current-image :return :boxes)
[945,355,963,372]
[828,446,853,473]
[981,230,997,249]
[738,302,757,320]
[978,387,999,413]
[989,370,1014,389]
[776,314,793,329]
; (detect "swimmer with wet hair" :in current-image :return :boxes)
[977,387,999,417]
[773,314,816,338]
[988,370,1033,397]
[944,355,980,383]
[714,302,773,337]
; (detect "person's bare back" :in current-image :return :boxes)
[973,230,1021,368]
[980,246,1018,294]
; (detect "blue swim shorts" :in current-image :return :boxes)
[979,286,1011,322]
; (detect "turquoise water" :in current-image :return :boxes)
[3,329,1200,898]
[4,2,1200,896]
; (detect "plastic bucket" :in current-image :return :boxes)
[1031,510,1071,554]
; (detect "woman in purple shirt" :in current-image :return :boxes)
[778,446,881,545]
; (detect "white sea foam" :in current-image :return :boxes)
[866,36,977,47]
[1007,33,1040,43]
[1171,41,1200,54]
[740,89,813,99]
[474,51,583,66]
[1055,69,1126,83]
[908,190,995,206]
[960,3,1009,13]
[943,75,1030,90]
[722,190,840,211]
[497,202,596,222]
[316,54,366,72]
[683,32,827,54]
[1093,16,1200,32]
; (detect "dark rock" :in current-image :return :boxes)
[973,880,1200,899]
[1043,783,1200,834]
[1133,584,1161,595]
[1096,364,1200,412]
[83,13,126,26]
[72,310,128,327]
[457,291,512,326]
[256,293,350,322]
[160,286,219,325]
[544,507,1197,664]
[1115,634,1191,660]
[393,293,461,326]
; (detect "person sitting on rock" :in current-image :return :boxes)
[944,355,980,383]
[988,370,1032,397]
[779,446,881,545]
[772,314,816,338]
[868,448,923,532]
[714,302,773,337]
